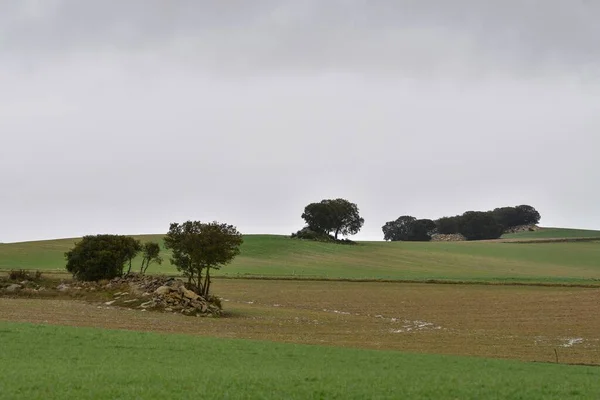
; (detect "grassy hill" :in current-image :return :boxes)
[502,227,600,240]
[2,321,599,399]
[1,231,599,284]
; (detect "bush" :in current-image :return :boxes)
[9,269,42,281]
[291,227,335,242]
[65,235,141,281]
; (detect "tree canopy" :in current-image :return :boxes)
[382,216,437,241]
[301,198,364,240]
[65,234,141,281]
[164,221,243,297]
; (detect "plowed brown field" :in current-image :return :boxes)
[1,279,599,365]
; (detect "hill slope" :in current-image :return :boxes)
[502,227,600,240]
[1,232,599,284]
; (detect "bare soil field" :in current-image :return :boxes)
[1,279,599,365]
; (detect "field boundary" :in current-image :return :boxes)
[3,269,599,289]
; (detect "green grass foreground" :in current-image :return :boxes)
[1,229,599,283]
[0,322,598,400]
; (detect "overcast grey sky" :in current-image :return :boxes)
[1,0,599,243]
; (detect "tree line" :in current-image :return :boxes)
[292,198,540,242]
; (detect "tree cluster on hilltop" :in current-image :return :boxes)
[383,205,541,242]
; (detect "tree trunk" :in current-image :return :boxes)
[203,268,211,297]
[126,258,133,276]
[335,228,340,240]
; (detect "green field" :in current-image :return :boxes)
[0,321,598,400]
[1,231,599,283]
[502,227,600,240]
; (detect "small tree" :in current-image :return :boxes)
[164,221,243,297]
[382,216,436,241]
[123,237,142,275]
[301,198,364,240]
[65,234,141,281]
[139,242,163,275]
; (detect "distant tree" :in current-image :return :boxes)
[412,219,437,241]
[164,221,243,297]
[458,211,504,240]
[382,216,436,241]
[65,235,141,281]
[492,207,521,230]
[301,198,364,240]
[435,216,461,234]
[515,205,541,225]
[382,216,416,241]
[139,242,163,275]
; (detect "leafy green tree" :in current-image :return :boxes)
[164,221,243,297]
[65,235,141,281]
[435,216,461,234]
[492,207,521,230]
[382,216,436,241]
[458,211,504,240]
[123,237,142,275]
[301,198,364,240]
[515,205,541,225]
[139,242,163,275]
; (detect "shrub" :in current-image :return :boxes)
[9,269,42,281]
[65,235,141,281]
[291,227,335,242]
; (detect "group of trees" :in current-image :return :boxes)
[383,205,541,242]
[65,221,243,298]
[65,235,162,281]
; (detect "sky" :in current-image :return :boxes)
[1,0,599,243]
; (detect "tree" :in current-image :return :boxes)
[301,198,364,240]
[139,242,163,275]
[435,216,461,234]
[515,205,541,225]
[492,207,521,230]
[65,234,141,281]
[458,211,504,240]
[164,221,243,297]
[382,216,436,241]
[123,237,142,275]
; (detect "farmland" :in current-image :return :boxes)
[2,321,599,400]
[1,230,600,284]
[1,228,600,398]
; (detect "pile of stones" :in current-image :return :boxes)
[1,273,222,317]
[430,233,466,242]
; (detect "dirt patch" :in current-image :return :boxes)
[2,279,600,365]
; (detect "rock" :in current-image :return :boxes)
[430,233,466,242]
[181,287,200,300]
[56,283,70,292]
[154,286,172,296]
[6,284,22,292]
[140,300,155,308]
[104,300,116,306]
